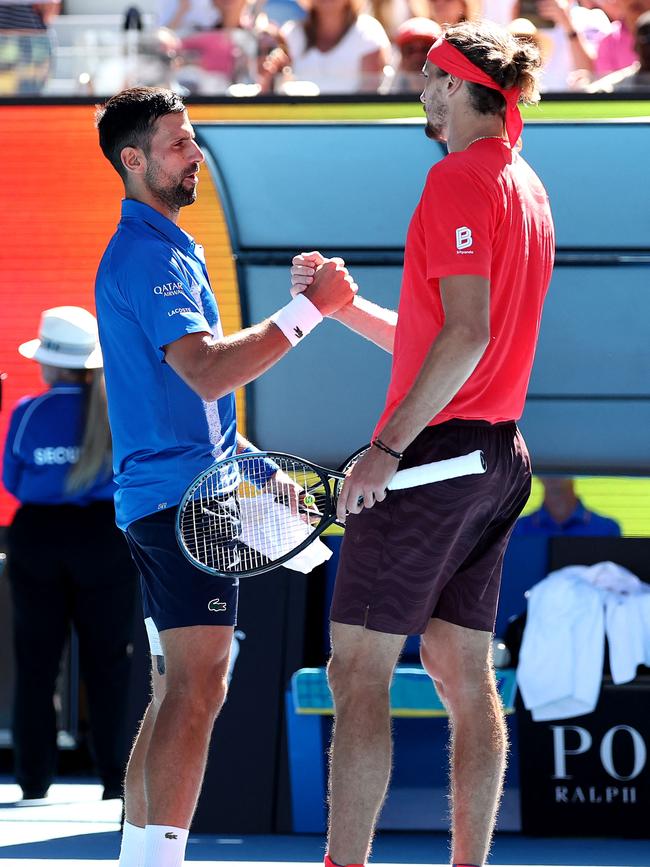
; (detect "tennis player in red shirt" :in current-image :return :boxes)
[291,19,554,867]
[292,22,555,867]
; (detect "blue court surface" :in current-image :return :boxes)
[0,780,647,867]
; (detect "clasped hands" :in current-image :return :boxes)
[290,250,357,318]
[289,250,399,521]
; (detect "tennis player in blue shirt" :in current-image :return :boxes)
[94,86,356,867]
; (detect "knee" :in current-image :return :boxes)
[420,637,448,687]
[167,664,229,720]
[327,653,390,709]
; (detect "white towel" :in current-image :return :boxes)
[517,567,606,721]
[239,493,332,574]
[517,562,650,721]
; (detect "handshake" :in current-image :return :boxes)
[289,250,358,319]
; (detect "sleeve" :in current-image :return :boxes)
[119,244,213,361]
[420,163,495,280]
[2,401,28,499]
[354,14,391,52]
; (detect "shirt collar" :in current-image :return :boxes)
[120,199,197,254]
[536,500,589,530]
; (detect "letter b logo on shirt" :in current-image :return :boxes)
[456,226,473,250]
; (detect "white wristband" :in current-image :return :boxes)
[270,294,323,347]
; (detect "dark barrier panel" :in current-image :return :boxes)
[517,538,650,837]
[518,679,650,837]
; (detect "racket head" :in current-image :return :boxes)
[176,451,338,578]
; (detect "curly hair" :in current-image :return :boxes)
[443,20,542,116]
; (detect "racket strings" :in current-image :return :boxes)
[179,455,331,574]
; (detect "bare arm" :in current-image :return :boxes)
[336,274,491,518]
[538,0,595,75]
[164,322,289,403]
[331,295,397,353]
[165,261,356,402]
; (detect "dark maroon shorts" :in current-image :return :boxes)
[331,420,532,635]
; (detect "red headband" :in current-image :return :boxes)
[426,36,522,149]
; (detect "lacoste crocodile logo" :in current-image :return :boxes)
[208,598,227,613]
[293,325,304,339]
[164,832,178,839]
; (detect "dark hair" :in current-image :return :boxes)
[95,86,186,181]
[443,20,542,117]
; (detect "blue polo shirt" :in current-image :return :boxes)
[2,384,115,506]
[513,501,621,537]
[95,199,237,530]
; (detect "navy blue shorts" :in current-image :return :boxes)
[124,506,239,639]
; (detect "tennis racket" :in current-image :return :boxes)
[176,448,487,578]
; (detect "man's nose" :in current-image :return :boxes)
[193,141,205,163]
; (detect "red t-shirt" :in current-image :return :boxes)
[375,138,555,434]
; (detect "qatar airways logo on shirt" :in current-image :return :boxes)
[153,281,185,297]
[455,226,474,254]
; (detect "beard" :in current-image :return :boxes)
[423,100,447,142]
[145,163,198,211]
[425,121,446,141]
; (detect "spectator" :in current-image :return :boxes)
[91,26,187,96]
[2,306,138,802]
[158,0,219,34]
[589,8,650,87]
[512,476,622,537]
[368,0,417,39]
[0,1,60,94]
[178,0,262,93]
[386,16,440,91]
[594,0,650,74]
[482,0,514,25]
[426,0,479,26]
[280,0,391,93]
[512,0,610,89]
[507,15,554,70]
[256,23,293,92]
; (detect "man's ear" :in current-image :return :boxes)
[121,146,145,176]
[447,74,463,95]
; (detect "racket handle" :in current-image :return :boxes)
[387,449,487,492]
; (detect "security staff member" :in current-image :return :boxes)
[2,306,137,801]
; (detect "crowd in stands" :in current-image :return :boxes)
[0,0,649,97]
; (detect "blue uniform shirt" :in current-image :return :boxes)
[2,384,115,506]
[513,501,621,537]
[95,199,237,530]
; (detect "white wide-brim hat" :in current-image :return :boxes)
[19,305,103,370]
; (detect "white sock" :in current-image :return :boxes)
[143,824,189,867]
[118,821,145,867]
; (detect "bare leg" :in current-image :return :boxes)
[327,622,405,865]
[145,625,233,828]
[123,661,166,827]
[420,619,507,867]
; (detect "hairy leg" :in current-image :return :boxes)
[327,622,406,865]
[123,661,166,827]
[144,625,233,828]
[421,619,506,867]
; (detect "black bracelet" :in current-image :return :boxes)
[372,438,403,460]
